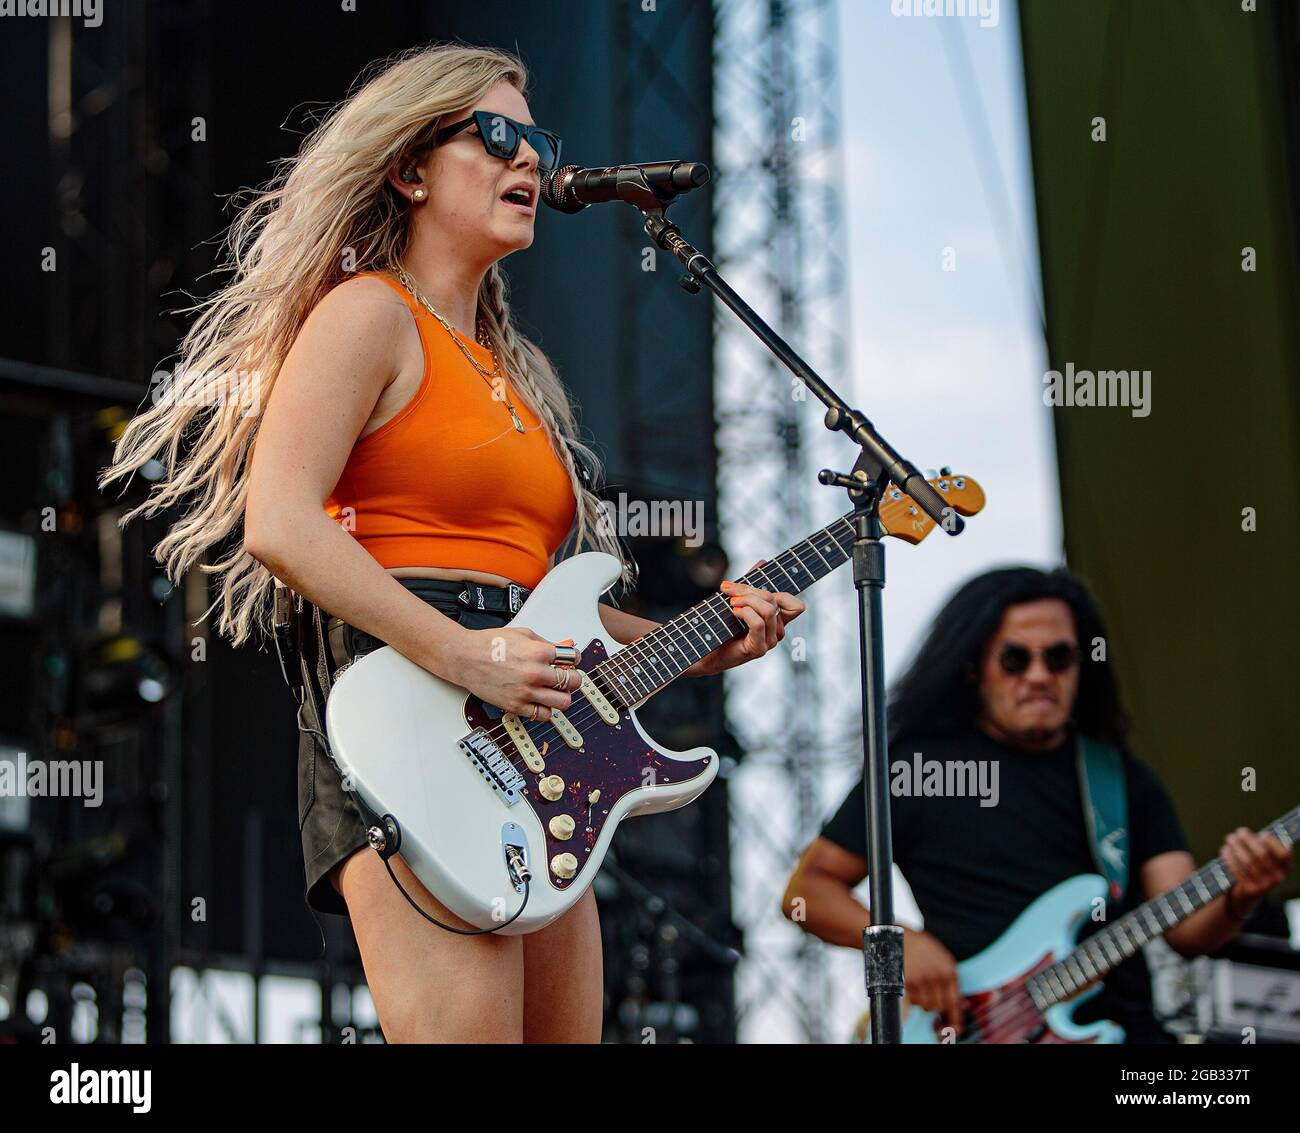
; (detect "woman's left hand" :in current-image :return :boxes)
[685,560,806,677]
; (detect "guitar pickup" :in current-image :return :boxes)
[548,710,583,749]
[578,671,620,724]
[501,714,546,772]
[459,728,526,804]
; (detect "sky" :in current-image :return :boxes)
[837,0,1059,676]
[727,0,1064,1043]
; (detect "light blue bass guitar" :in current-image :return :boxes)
[859,805,1297,1043]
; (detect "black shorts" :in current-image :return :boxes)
[295,579,521,918]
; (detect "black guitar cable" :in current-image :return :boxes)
[380,847,531,936]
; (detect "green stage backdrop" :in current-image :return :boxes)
[1019,0,1299,881]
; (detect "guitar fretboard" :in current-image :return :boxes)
[1028,806,1299,1009]
[591,511,859,708]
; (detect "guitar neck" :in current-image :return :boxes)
[1031,805,1300,1008]
[592,512,858,707]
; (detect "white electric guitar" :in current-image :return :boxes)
[325,475,986,934]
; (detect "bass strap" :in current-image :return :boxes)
[1076,734,1130,902]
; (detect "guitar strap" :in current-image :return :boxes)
[1076,735,1129,902]
[272,578,396,855]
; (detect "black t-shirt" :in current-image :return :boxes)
[820,727,1190,1043]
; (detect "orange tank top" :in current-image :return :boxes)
[323,271,577,587]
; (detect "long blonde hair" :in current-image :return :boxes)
[98,42,634,648]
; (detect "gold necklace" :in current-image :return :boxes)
[391,263,526,433]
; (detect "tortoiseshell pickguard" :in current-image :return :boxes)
[460,638,712,889]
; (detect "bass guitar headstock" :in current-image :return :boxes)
[879,471,986,545]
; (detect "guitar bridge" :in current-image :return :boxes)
[459,728,525,805]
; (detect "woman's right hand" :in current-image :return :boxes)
[443,626,584,721]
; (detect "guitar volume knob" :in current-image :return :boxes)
[549,814,576,840]
[538,774,565,802]
[550,852,578,880]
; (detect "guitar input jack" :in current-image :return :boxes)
[506,844,531,886]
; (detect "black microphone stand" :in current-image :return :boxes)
[601,168,966,1044]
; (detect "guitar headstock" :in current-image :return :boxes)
[879,472,986,545]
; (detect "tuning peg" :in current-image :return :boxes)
[940,466,952,476]
[924,468,939,480]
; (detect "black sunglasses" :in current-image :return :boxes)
[997,641,1080,676]
[434,110,563,172]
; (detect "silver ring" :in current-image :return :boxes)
[553,643,578,668]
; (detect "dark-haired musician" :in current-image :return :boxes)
[782,567,1292,1043]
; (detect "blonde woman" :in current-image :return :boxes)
[101,43,803,1043]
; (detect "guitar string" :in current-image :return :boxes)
[955,962,1128,1042]
[463,482,956,756]
[455,518,863,768]
[450,491,975,807]
[436,487,962,767]
[461,516,872,769]
[944,879,1221,1040]
[958,838,1287,1039]
[868,825,1294,1041]
[954,811,1300,1040]
[462,571,792,773]
[935,838,1294,1041]
[953,965,1097,1041]
[450,600,743,782]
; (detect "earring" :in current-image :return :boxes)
[411,188,427,201]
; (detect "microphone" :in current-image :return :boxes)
[541,161,710,213]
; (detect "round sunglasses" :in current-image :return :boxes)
[434,110,563,172]
[996,641,1080,676]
